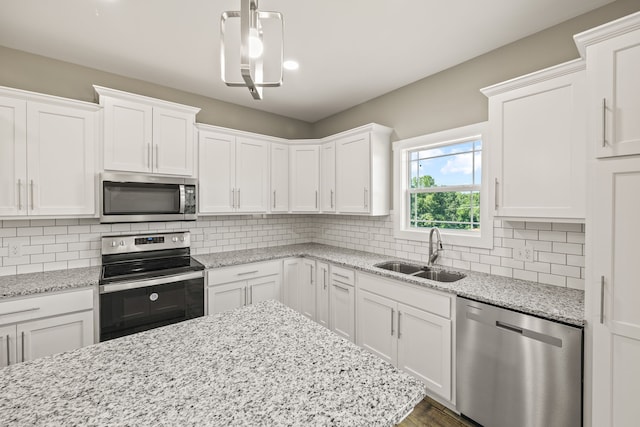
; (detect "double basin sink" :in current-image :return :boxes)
[374,261,466,283]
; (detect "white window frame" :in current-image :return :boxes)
[392,122,493,249]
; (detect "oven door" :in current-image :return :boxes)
[99,272,204,342]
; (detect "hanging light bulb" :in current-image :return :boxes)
[249,28,264,59]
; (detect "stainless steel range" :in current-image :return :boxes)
[99,231,205,342]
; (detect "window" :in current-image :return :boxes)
[393,122,493,248]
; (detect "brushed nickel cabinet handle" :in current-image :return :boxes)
[364,188,368,208]
[237,270,259,276]
[147,143,151,168]
[315,191,318,209]
[155,144,159,169]
[602,98,607,148]
[0,307,40,317]
[333,273,350,280]
[494,178,499,210]
[17,179,22,210]
[5,334,10,366]
[600,276,605,324]
[333,283,349,292]
[390,309,394,336]
[273,190,276,209]
[323,269,327,290]
[30,180,34,210]
[310,265,314,285]
[398,312,402,339]
[330,189,334,209]
[237,188,240,209]
[21,331,25,363]
[231,189,235,209]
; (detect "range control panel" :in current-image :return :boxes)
[101,231,191,255]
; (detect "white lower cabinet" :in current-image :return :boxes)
[316,262,330,329]
[0,288,94,368]
[282,258,316,321]
[207,261,281,315]
[356,272,453,401]
[329,265,356,342]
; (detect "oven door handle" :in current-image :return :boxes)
[99,271,204,294]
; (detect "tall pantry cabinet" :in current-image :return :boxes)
[575,11,640,427]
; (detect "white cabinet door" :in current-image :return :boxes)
[208,281,247,315]
[397,303,452,401]
[283,258,301,312]
[592,157,640,427]
[248,274,281,305]
[0,96,27,216]
[270,142,289,212]
[357,290,396,365]
[289,145,319,212]
[590,28,640,158]
[103,96,152,173]
[298,259,316,321]
[320,141,336,212]
[152,107,194,176]
[198,130,236,214]
[316,262,330,329]
[330,279,355,342]
[486,62,586,219]
[0,325,16,367]
[336,133,370,213]
[16,311,93,363]
[26,101,96,216]
[236,137,269,212]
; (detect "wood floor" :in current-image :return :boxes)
[398,396,477,427]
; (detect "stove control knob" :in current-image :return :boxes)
[172,236,178,243]
[180,236,185,242]
[111,241,117,247]
[119,240,125,247]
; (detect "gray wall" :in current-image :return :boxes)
[0,45,312,139]
[311,0,640,140]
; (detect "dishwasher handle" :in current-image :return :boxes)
[496,320,563,348]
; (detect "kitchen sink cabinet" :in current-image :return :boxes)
[0,288,94,368]
[0,88,99,218]
[270,142,289,212]
[320,142,336,212]
[356,272,453,402]
[207,260,281,315]
[329,265,356,342]
[289,144,320,212]
[95,86,199,177]
[335,124,392,215]
[482,60,587,221]
[198,125,269,214]
[575,14,640,158]
[315,262,330,329]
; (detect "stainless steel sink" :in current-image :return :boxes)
[374,261,466,282]
[374,261,423,275]
[413,269,466,282]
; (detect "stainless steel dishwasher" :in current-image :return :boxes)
[456,297,583,427]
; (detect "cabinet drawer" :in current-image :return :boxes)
[207,260,281,286]
[0,288,94,325]
[331,265,355,286]
[358,272,451,319]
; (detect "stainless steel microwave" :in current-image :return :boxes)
[100,172,197,223]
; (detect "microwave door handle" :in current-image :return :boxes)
[179,185,186,214]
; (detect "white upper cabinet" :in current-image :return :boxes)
[335,124,392,215]
[0,88,99,218]
[575,12,640,158]
[482,60,587,221]
[95,86,200,176]
[320,141,336,212]
[197,125,269,214]
[270,142,289,212]
[289,143,320,212]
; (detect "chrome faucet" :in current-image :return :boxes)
[428,227,443,267]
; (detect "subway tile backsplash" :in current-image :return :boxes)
[0,214,585,290]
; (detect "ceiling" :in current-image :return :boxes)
[0,0,614,123]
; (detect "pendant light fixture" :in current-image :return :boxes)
[221,0,283,100]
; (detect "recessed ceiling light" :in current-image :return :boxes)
[283,60,299,71]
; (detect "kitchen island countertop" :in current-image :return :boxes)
[0,300,426,426]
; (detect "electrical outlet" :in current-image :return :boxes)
[514,246,534,262]
[8,241,22,258]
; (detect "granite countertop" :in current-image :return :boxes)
[194,243,585,326]
[0,266,100,300]
[0,300,426,426]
